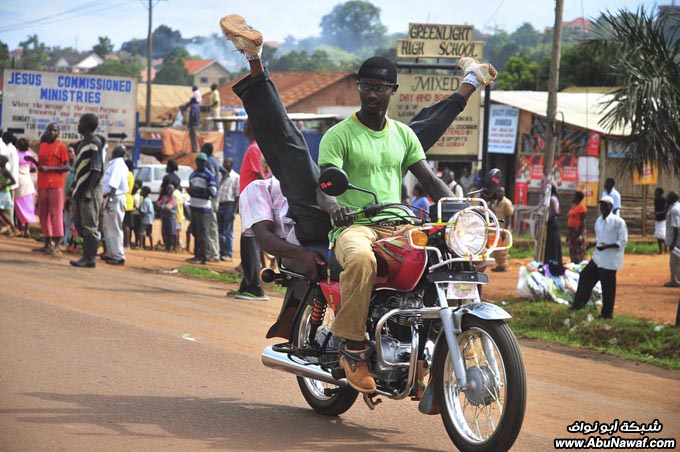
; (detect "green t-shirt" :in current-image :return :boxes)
[318,114,425,209]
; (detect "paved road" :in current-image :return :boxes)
[1,239,679,451]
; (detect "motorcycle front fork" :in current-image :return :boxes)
[433,283,502,392]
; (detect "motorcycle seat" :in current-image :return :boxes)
[279,241,343,280]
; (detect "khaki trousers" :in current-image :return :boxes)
[330,224,409,341]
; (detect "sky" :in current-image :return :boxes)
[0,0,673,52]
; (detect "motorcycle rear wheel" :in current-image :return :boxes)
[294,303,358,416]
[433,317,526,452]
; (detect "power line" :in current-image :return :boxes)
[0,0,137,34]
[483,0,505,31]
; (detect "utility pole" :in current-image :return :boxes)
[145,0,153,127]
[535,0,564,263]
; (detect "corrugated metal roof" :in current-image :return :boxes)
[488,90,630,137]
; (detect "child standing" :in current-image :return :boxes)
[173,185,185,251]
[131,181,142,248]
[157,183,177,252]
[138,186,155,250]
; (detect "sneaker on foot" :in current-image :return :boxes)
[458,57,498,86]
[233,291,269,301]
[339,343,376,394]
[219,14,263,60]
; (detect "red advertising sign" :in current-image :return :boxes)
[587,132,601,156]
[516,154,578,190]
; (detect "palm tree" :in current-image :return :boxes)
[591,7,680,175]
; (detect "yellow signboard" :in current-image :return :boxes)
[389,73,480,157]
[399,23,476,59]
[397,40,484,59]
[633,162,658,185]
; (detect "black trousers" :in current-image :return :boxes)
[191,209,211,260]
[572,259,617,318]
[238,235,264,296]
[232,70,467,243]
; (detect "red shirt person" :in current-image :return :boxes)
[238,120,267,194]
[33,123,71,254]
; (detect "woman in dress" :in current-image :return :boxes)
[566,190,587,263]
[544,184,564,274]
[14,138,38,237]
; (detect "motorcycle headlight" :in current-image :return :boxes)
[445,210,488,256]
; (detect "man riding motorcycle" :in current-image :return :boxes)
[220,13,498,393]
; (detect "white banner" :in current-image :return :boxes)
[2,69,137,142]
[488,104,519,154]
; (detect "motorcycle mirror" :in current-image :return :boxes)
[319,167,350,196]
[482,168,502,195]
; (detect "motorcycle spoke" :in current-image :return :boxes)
[443,326,508,444]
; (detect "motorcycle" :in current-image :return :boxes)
[260,167,526,452]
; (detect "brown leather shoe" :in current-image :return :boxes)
[339,344,376,394]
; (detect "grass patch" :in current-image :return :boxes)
[624,241,660,254]
[503,298,680,369]
[508,240,659,259]
[175,265,286,293]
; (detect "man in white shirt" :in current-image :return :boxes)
[240,176,324,279]
[1,131,20,224]
[603,177,622,216]
[570,195,628,319]
[101,145,130,265]
[216,157,240,260]
[664,191,680,287]
[191,85,202,104]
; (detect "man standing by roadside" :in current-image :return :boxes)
[203,142,222,261]
[188,97,201,153]
[570,196,628,319]
[489,186,514,272]
[459,166,474,196]
[230,119,268,300]
[33,124,70,255]
[603,177,621,216]
[209,83,223,132]
[100,145,129,266]
[216,157,239,261]
[186,152,217,265]
[663,191,680,288]
[70,114,104,268]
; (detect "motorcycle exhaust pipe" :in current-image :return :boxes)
[261,346,348,388]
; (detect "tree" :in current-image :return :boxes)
[120,25,183,58]
[152,25,183,57]
[319,1,387,52]
[496,55,546,90]
[510,23,541,47]
[154,46,191,85]
[93,36,114,58]
[0,40,11,70]
[559,41,615,89]
[17,34,48,70]
[483,29,521,72]
[593,7,680,174]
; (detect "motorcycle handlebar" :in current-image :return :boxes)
[348,202,387,218]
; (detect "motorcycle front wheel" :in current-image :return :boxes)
[433,317,526,452]
[293,303,358,416]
